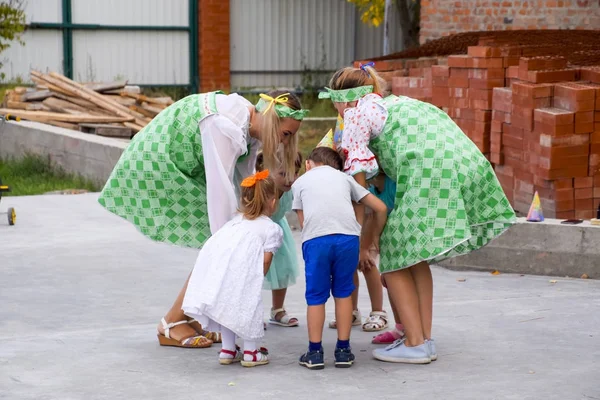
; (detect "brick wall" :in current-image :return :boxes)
[198,0,230,91]
[420,0,600,44]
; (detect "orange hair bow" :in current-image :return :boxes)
[241,169,270,188]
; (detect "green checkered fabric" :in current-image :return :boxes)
[370,96,516,272]
[318,85,374,103]
[97,93,221,248]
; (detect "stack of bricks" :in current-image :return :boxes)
[491,74,600,219]
[429,46,519,158]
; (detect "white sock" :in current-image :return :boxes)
[219,327,236,358]
[243,340,258,361]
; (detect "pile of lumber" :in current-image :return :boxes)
[1,71,174,137]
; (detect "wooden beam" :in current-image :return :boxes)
[0,109,134,123]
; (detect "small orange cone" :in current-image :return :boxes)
[526,191,544,222]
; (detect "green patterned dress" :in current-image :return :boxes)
[341,94,516,273]
[98,92,257,248]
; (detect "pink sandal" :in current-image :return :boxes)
[372,326,405,344]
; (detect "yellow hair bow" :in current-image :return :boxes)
[241,169,270,188]
[259,93,290,115]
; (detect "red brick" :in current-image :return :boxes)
[505,124,524,138]
[534,121,575,136]
[555,178,574,189]
[575,177,594,188]
[432,65,450,77]
[447,55,470,68]
[471,89,494,102]
[470,99,493,110]
[490,153,504,165]
[592,131,600,143]
[554,97,595,112]
[469,68,505,80]
[555,83,596,101]
[450,68,469,78]
[503,134,524,149]
[581,67,600,84]
[575,111,595,124]
[575,188,593,199]
[575,209,595,219]
[506,65,520,78]
[432,76,449,87]
[470,78,505,90]
[493,111,511,123]
[519,56,568,71]
[555,188,574,202]
[367,59,406,71]
[526,69,578,84]
[467,46,503,58]
[594,188,600,198]
[539,144,589,158]
[575,121,594,134]
[448,77,470,88]
[556,211,576,219]
[511,82,554,98]
[537,164,589,180]
[512,95,552,109]
[471,57,504,69]
[504,56,521,68]
[539,155,589,170]
[575,198,593,210]
[533,108,575,126]
[491,120,503,132]
[512,114,534,131]
[539,134,590,147]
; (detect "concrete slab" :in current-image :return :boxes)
[1,194,599,400]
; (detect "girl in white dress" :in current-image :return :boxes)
[182,170,283,367]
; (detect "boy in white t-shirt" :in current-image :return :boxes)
[292,146,388,369]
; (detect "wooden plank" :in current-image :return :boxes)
[124,121,145,132]
[46,72,148,126]
[120,92,173,106]
[141,102,164,115]
[104,85,141,95]
[129,104,156,118]
[22,89,52,102]
[103,95,136,106]
[6,101,29,110]
[46,120,79,130]
[26,103,45,111]
[80,123,132,138]
[84,80,127,92]
[42,97,88,113]
[53,93,102,110]
[0,109,134,123]
[31,73,78,97]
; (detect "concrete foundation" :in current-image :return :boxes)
[0,120,127,186]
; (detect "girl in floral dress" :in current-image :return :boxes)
[319,64,516,364]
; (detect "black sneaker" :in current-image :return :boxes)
[299,348,325,370]
[334,347,355,368]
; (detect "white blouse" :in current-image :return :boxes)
[199,93,260,234]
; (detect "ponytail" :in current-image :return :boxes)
[240,172,279,220]
[328,65,388,97]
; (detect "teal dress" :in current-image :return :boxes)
[263,191,299,290]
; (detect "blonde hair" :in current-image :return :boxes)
[328,66,388,97]
[256,150,303,172]
[258,89,302,181]
[239,174,280,220]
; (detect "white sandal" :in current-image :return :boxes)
[269,308,299,327]
[362,311,389,332]
[329,309,362,329]
[157,318,213,348]
[241,347,269,367]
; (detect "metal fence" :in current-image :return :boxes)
[2,0,198,92]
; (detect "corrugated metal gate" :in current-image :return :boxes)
[3,0,198,92]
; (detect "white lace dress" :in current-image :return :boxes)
[182,214,283,341]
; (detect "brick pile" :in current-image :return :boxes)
[492,75,600,219]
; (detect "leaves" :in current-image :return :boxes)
[491,270,501,275]
[0,0,26,78]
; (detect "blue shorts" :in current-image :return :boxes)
[302,234,359,306]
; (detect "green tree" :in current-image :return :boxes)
[348,0,420,51]
[0,0,25,80]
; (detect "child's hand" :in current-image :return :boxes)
[359,248,376,272]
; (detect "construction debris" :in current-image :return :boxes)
[1,72,174,137]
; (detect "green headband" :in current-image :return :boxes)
[255,93,309,121]
[318,85,374,103]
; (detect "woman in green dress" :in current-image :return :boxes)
[98,90,308,348]
[320,65,516,364]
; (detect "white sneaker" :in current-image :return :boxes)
[426,338,437,361]
[328,309,362,329]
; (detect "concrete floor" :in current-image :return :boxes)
[1,194,599,400]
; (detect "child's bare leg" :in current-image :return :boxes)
[307,305,326,343]
[389,291,401,324]
[352,271,359,311]
[363,267,384,311]
[383,268,425,347]
[271,288,298,323]
[334,296,353,341]
[410,262,433,339]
